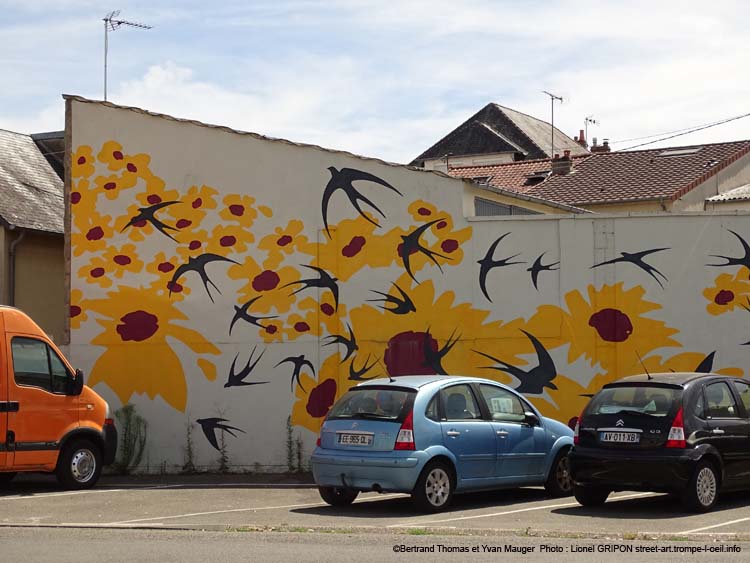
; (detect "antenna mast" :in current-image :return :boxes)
[542,91,564,157]
[584,115,599,146]
[103,10,152,101]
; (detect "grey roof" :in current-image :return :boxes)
[706,183,750,203]
[496,104,588,159]
[0,128,64,234]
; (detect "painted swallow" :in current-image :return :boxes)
[474,330,558,394]
[323,323,358,362]
[400,219,451,284]
[229,296,277,334]
[348,355,379,381]
[695,351,716,373]
[195,418,246,452]
[527,252,560,291]
[591,248,669,289]
[121,200,181,242]
[367,283,417,315]
[477,233,525,302]
[169,253,239,302]
[275,355,316,393]
[322,166,403,238]
[225,347,268,388]
[282,265,339,310]
[423,328,460,376]
[708,229,750,276]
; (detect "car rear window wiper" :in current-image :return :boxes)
[613,409,657,417]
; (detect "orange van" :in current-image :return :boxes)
[0,306,116,489]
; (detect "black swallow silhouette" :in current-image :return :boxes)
[322,167,403,238]
[229,296,277,334]
[695,351,716,373]
[282,265,339,310]
[225,347,268,388]
[348,355,379,381]
[195,418,246,452]
[423,328,460,376]
[477,233,524,302]
[323,323,358,362]
[368,283,417,315]
[591,248,669,288]
[527,252,560,291]
[400,219,451,283]
[474,330,558,394]
[121,200,181,242]
[275,355,315,392]
[169,253,239,302]
[708,230,750,276]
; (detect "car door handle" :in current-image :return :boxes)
[446,430,461,437]
[496,430,509,437]
[711,428,725,435]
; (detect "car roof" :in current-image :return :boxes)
[606,372,722,387]
[355,375,504,391]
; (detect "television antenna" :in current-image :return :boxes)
[103,10,152,101]
[584,115,599,144]
[542,91,564,157]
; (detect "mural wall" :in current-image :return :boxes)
[67,97,750,471]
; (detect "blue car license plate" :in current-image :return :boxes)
[336,432,373,446]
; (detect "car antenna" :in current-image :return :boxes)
[635,350,652,380]
[375,357,395,383]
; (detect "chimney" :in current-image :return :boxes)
[590,138,611,153]
[550,151,573,175]
[577,128,587,149]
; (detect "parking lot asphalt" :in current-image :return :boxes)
[1,474,750,542]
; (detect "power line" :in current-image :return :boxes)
[610,112,750,144]
[616,112,750,151]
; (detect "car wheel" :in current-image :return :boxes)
[682,459,719,513]
[545,449,573,497]
[56,440,102,490]
[412,460,454,513]
[573,485,610,507]
[318,486,359,506]
[0,472,17,487]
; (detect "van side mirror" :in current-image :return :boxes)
[69,368,85,396]
[523,411,540,427]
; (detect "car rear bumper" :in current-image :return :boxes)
[569,446,696,492]
[311,448,428,492]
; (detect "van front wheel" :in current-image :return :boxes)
[56,440,102,490]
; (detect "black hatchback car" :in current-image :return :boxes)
[569,373,750,512]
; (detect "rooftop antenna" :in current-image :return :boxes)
[375,357,395,383]
[542,91,564,157]
[103,10,152,101]
[635,350,652,380]
[584,115,599,145]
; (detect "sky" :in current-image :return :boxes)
[1,0,749,164]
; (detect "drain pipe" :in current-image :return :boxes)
[8,228,26,306]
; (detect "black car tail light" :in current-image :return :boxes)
[665,407,686,448]
[573,409,583,445]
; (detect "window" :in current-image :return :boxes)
[480,384,525,422]
[425,394,440,421]
[704,382,739,418]
[693,388,706,419]
[326,386,414,422]
[442,385,481,420]
[731,380,750,414]
[588,385,680,417]
[474,197,540,217]
[11,337,71,394]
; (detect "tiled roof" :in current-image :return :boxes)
[706,183,750,203]
[524,141,750,206]
[0,128,64,234]
[448,155,588,194]
[495,104,588,159]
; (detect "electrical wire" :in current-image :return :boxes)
[609,115,746,144]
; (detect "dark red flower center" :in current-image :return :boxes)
[71,192,81,204]
[589,308,633,342]
[436,221,447,229]
[189,240,201,250]
[113,254,131,266]
[147,194,162,205]
[715,289,734,305]
[253,270,280,291]
[441,239,458,253]
[126,163,137,173]
[103,182,117,191]
[90,267,105,278]
[320,303,335,316]
[113,150,123,160]
[116,311,159,342]
[70,305,82,318]
[265,324,278,334]
[86,226,104,241]
[397,242,418,258]
[277,235,293,247]
[192,197,203,209]
[167,281,183,293]
[77,156,86,165]
[306,379,337,417]
[295,322,310,332]
[158,261,175,273]
[133,219,147,228]
[229,204,245,217]
[384,331,437,376]
[342,236,366,257]
[220,235,236,247]
[176,219,192,229]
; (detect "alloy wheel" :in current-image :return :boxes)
[425,467,451,507]
[556,455,572,492]
[695,466,717,507]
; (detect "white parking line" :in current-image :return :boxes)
[107,493,406,525]
[679,517,750,535]
[388,492,656,526]
[0,484,181,501]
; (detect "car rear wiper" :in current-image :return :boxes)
[614,409,656,417]
[354,412,396,420]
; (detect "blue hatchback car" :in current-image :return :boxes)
[311,375,574,512]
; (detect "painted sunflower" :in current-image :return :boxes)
[703,272,750,316]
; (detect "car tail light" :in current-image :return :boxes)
[316,437,321,447]
[104,418,115,427]
[573,410,583,445]
[394,410,415,450]
[665,407,686,448]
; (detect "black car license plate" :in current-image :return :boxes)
[600,431,640,443]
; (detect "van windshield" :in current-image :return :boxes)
[327,387,415,422]
[588,385,680,417]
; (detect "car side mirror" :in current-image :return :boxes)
[69,368,84,396]
[523,411,540,426]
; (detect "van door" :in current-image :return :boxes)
[0,329,9,469]
[7,335,79,469]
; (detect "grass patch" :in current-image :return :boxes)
[406,528,433,536]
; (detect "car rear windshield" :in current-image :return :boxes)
[327,386,415,422]
[588,385,681,417]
